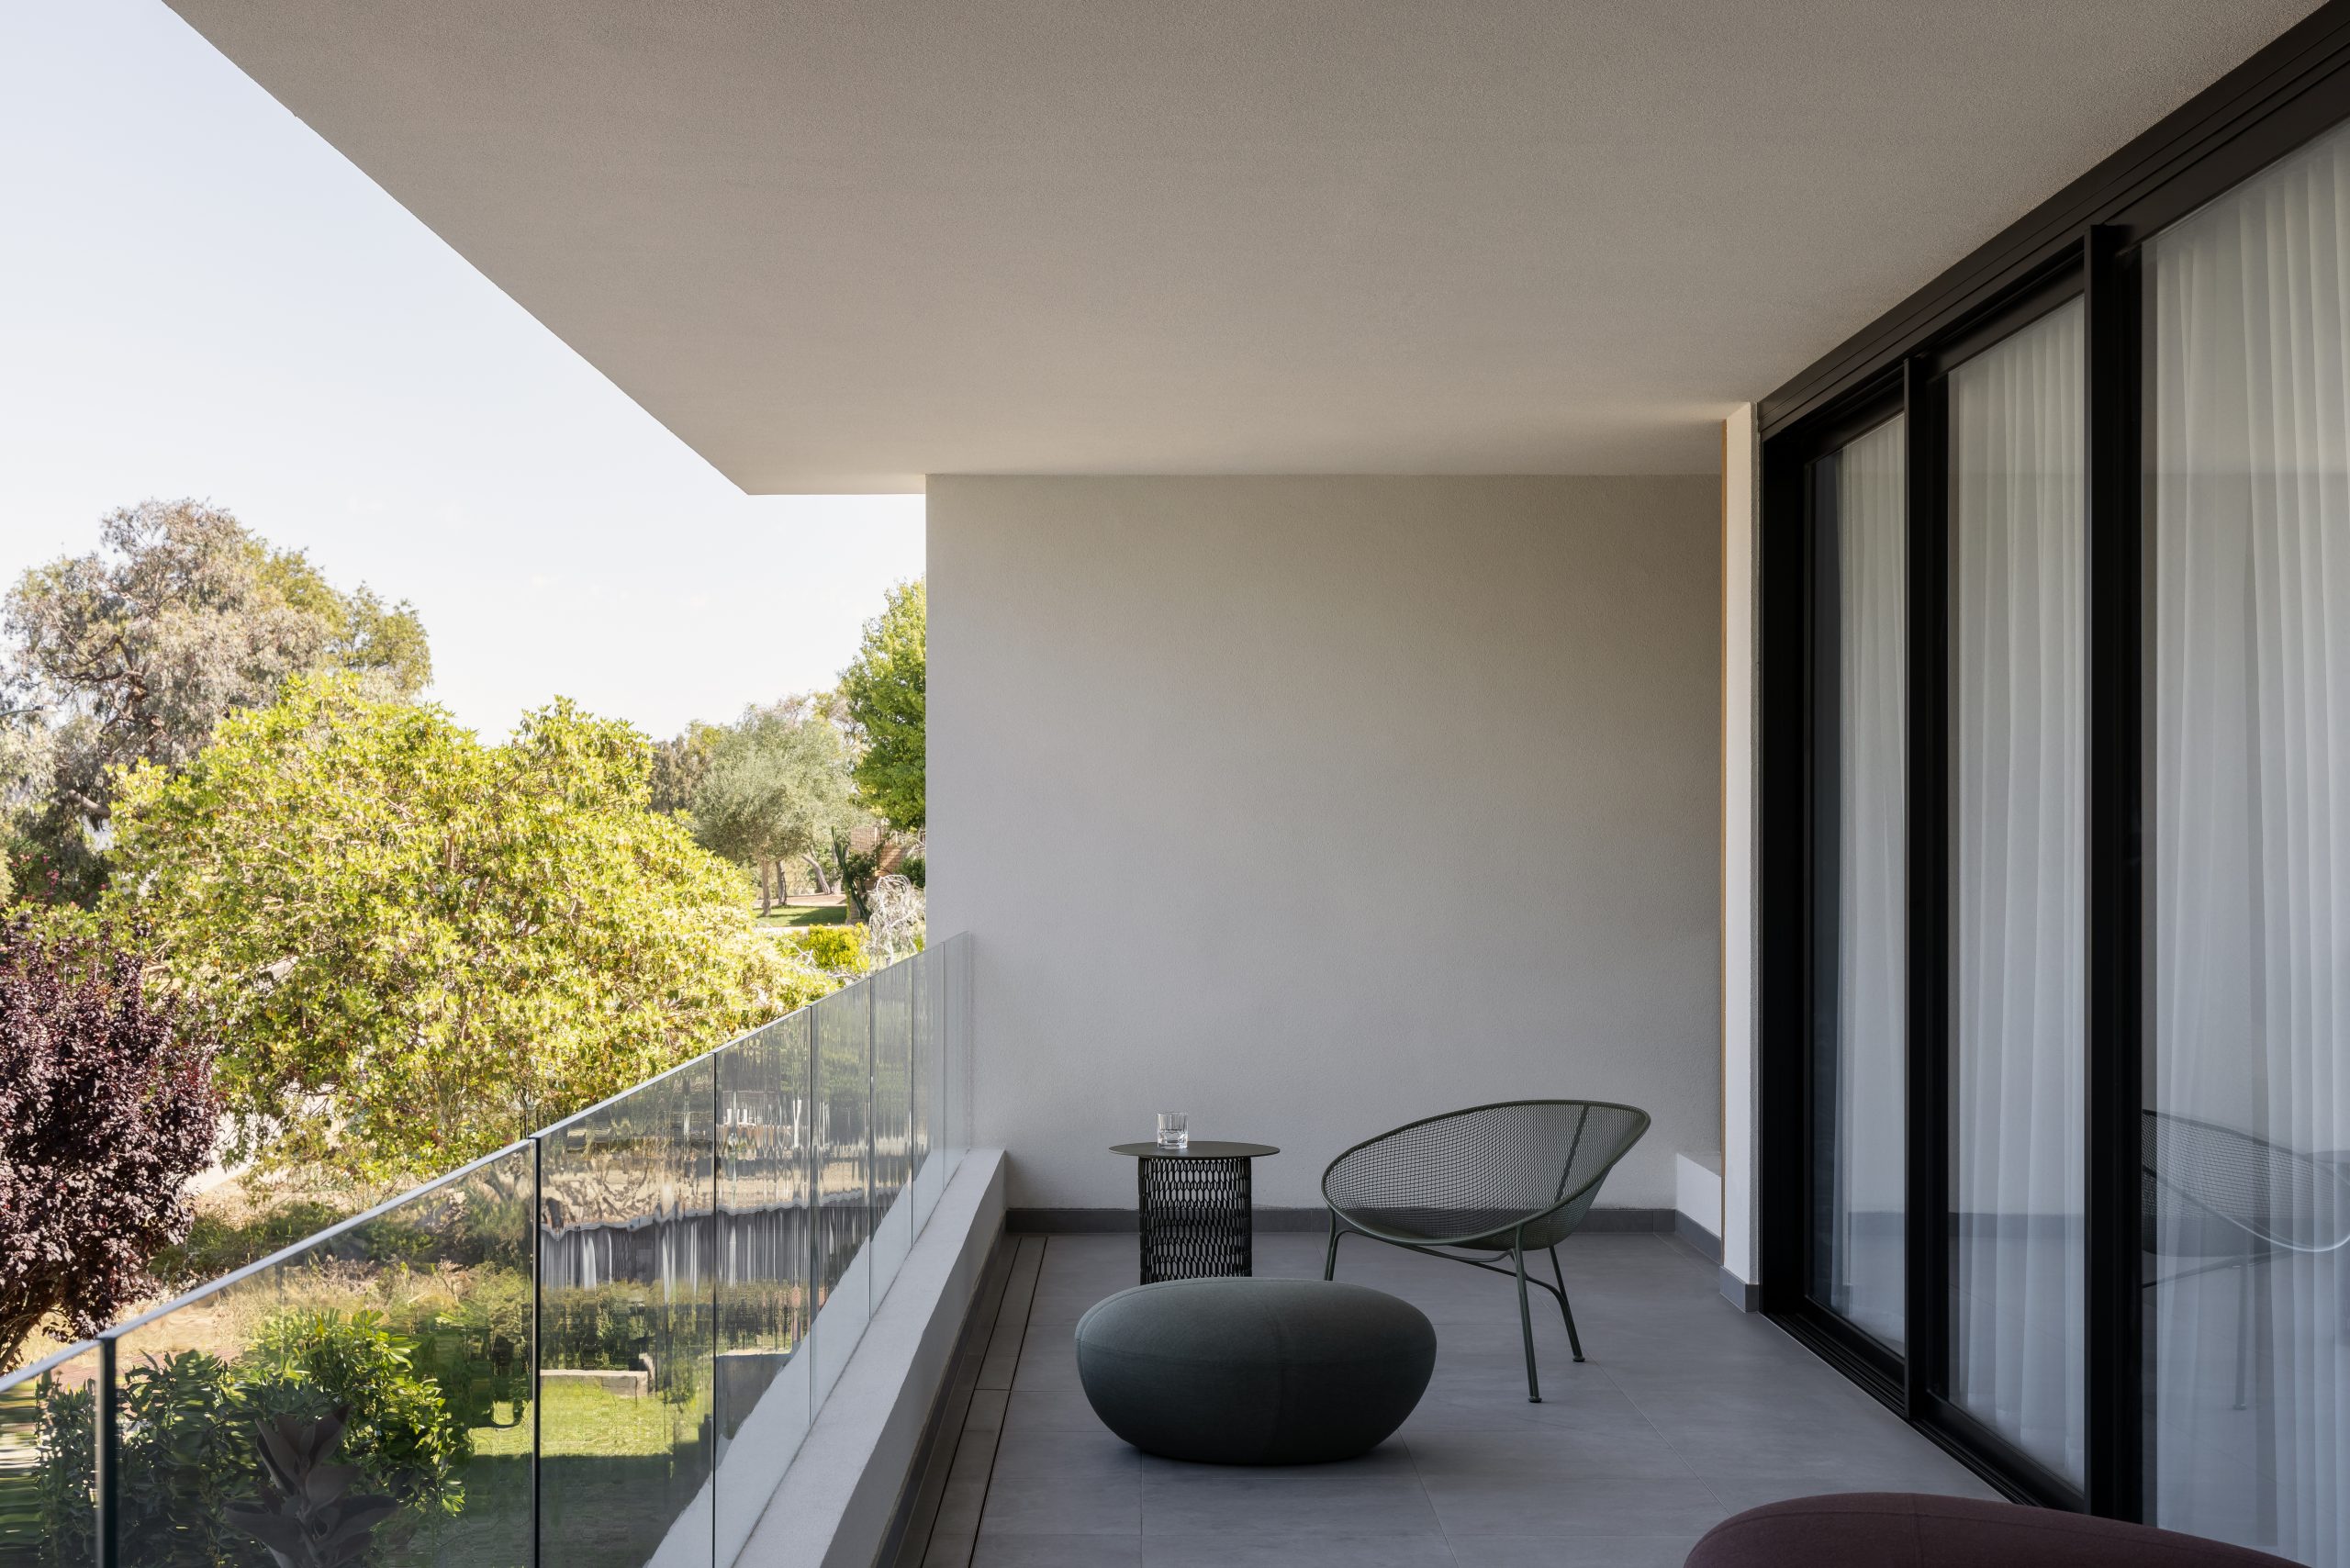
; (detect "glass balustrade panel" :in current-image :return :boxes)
[538,1064,715,1568]
[109,1144,536,1567]
[715,1016,813,1564]
[869,959,914,1299]
[0,1341,101,1567]
[811,981,873,1406]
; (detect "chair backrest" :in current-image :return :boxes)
[2144,1108,2350,1256]
[1322,1101,1650,1236]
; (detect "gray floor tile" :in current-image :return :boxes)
[1027,1291,1116,1327]
[1135,1441,1422,1483]
[922,1531,977,1568]
[1404,1424,1700,1483]
[1012,1338,1085,1393]
[1422,1318,1582,1358]
[1142,1531,1458,1567]
[1448,1535,1697,1568]
[1007,1390,1113,1432]
[1656,1424,1964,1484]
[949,1430,1002,1485]
[1422,1473,1729,1538]
[971,1535,1144,1568]
[990,1425,1167,1481]
[1140,1473,1443,1537]
[935,1477,990,1536]
[979,1476,1144,1536]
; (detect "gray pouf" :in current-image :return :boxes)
[1074,1278,1436,1464]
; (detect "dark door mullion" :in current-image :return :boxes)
[2081,224,2146,1522]
[1903,354,1949,1422]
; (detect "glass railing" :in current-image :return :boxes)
[0,932,971,1568]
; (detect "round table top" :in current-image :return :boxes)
[1109,1140,1280,1159]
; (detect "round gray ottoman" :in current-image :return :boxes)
[1074,1277,1436,1464]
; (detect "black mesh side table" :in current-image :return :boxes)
[1110,1141,1280,1284]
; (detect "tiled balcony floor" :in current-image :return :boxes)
[919,1230,1996,1568]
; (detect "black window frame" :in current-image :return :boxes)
[1756,0,2350,1525]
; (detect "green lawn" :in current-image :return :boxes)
[755,903,846,927]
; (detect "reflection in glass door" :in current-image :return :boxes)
[1808,416,1909,1353]
[2148,118,2350,1567]
[1945,297,2087,1485]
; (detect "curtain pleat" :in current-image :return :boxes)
[1828,417,1908,1350]
[2152,118,2350,1567]
[1948,297,2087,1485]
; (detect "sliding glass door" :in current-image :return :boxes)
[2147,117,2350,1566]
[1808,416,1909,1355]
[1946,298,2087,1486]
[1761,20,2350,1555]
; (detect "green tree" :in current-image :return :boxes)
[3,500,430,902]
[837,579,924,836]
[691,699,863,914]
[104,675,827,1182]
[649,720,723,818]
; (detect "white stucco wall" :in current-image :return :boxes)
[928,476,1721,1212]
[1720,406,1762,1300]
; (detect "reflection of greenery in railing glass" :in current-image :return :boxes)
[28,1365,95,1568]
[6,1307,500,1568]
[0,935,968,1568]
[100,1143,535,1568]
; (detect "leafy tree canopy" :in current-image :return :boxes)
[837,578,924,835]
[690,697,864,879]
[0,921,220,1371]
[649,720,723,819]
[104,675,828,1182]
[3,499,430,902]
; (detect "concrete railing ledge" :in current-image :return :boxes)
[739,1148,1008,1568]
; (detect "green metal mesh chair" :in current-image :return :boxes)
[1322,1099,1651,1402]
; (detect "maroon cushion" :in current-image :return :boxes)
[1684,1493,2300,1568]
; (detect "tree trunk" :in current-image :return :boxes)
[757,858,773,916]
[0,1304,49,1377]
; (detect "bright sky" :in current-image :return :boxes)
[0,0,924,741]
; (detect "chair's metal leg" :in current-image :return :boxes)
[1324,1213,1343,1281]
[2234,1259,2252,1411]
[1514,1234,1541,1403]
[1550,1247,1584,1362]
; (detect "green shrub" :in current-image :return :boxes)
[32,1369,95,1568]
[773,924,867,976]
[113,1350,252,1568]
[239,1311,471,1510]
[52,1310,474,1568]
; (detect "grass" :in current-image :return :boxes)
[476,1375,705,1461]
[755,903,846,927]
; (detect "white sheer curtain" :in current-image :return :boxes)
[1948,297,2087,1484]
[2152,118,2350,1568]
[1825,416,1908,1350]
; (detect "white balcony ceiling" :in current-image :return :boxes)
[165,0,2317,491]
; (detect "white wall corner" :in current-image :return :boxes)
[1673,1149,1724,1239]
[1719,405,1762,1309]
